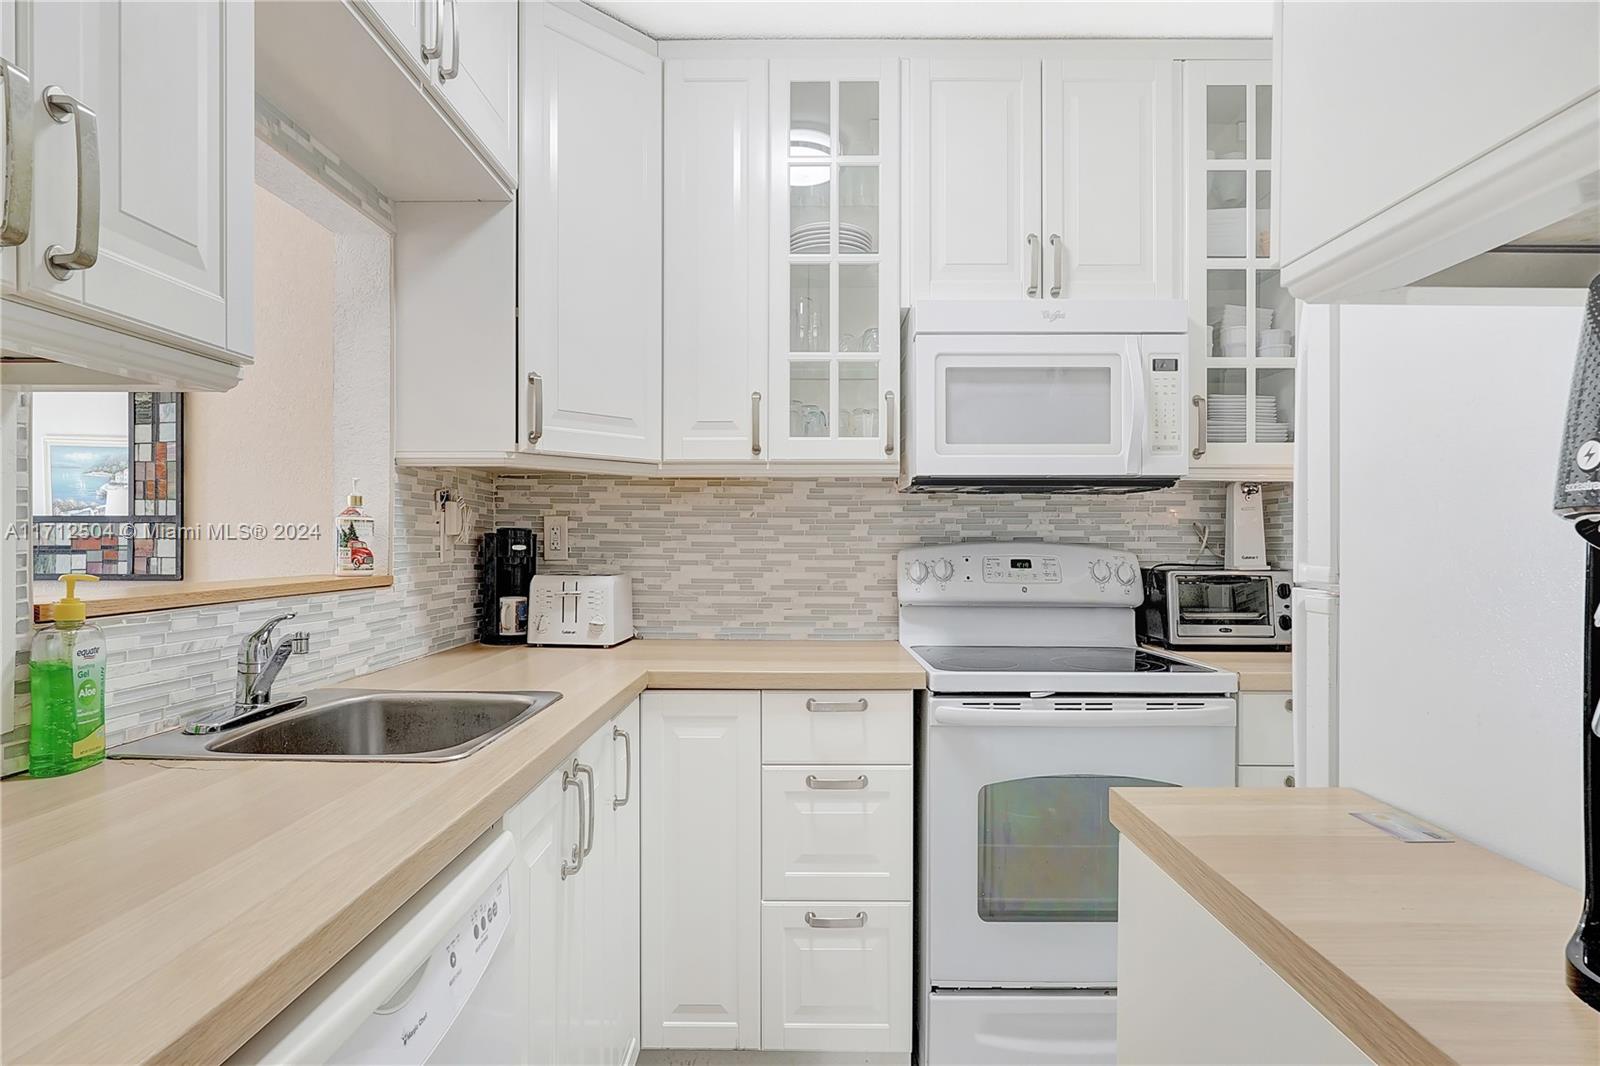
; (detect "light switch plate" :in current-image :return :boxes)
[544,516,569,560]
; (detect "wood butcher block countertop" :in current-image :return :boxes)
[1111,787,1600,1065]
[0,640,923,1065]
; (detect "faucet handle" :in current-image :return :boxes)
[248,611,298,646]
[290,632,310,655]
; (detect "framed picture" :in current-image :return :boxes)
[31,392,185,581]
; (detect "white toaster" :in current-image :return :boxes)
[528,575,635,647]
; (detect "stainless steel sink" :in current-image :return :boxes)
[109,689,562,763]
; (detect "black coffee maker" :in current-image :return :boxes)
[479,527,536,645]
[1555,274,1600,1010]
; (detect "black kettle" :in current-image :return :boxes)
[1554,274,1600,1010]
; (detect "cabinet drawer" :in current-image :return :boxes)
[761,691,912,764]
[760,902,912,1053]
[1238,691,1294,766]
[1238,765,1296,788]
[762,766,912,901]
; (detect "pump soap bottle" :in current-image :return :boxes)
[28,574,107,778]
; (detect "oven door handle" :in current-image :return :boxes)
[930,703,1235,728]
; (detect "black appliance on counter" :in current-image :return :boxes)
[479,527,536,645]
[1555,275,1600,1011]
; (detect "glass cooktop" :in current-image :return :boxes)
[911,645,1211,674]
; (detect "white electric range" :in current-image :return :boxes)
[901,540,1238,1066]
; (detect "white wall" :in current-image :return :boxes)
[1337,300,1585,885]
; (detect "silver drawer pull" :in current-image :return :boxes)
[806,774,867,791]
[805,697,867,713]
[527,371,544,444]
[42,87,99,281]
[805,911,867,929]
[1,58,33,248]
[751,391,762,456]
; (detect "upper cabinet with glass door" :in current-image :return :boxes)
[769,61,900,464]
[1184,60,1293,479]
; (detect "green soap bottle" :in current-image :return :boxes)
[29,574,107,778]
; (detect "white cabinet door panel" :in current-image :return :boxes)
[641,691,761,1050]
[357,0,426,72]
[1042,57,1173,298]
[522,4,661,462]
[759,901,912,1052]
[759,690,912,765]
[663,58,768,463]
[907,57,1041,300]
[1237,691,1294,767]
[1237,764,1296,788]
[437,0,518,179]
[608,699,642,1066]
[507,769,578,1065]
[761,765,912,901]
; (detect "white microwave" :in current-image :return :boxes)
[900,300,1190,492]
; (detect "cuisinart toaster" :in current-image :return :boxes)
[528,575,635,647]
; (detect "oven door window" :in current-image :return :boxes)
[1174,574,1275,633]
[976,775,1173,923]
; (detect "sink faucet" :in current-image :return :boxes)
[236,612,311,709]
[183,613,311,734]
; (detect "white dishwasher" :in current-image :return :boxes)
[231,828,522,1065]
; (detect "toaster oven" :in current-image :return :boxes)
[1139,565,1292,649]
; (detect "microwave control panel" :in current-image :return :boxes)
[1148,355,1183,455]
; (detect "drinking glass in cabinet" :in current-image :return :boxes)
[1256,85,1273,159]
[839,81,879,156]
[1206,172,1247,258]
[790,167,832,254]
[839,362,880,438]
[1206,85,1247,159]
[1256,171,1272,258]
[838,166,879,254]
[839,264,879,353]
[790,265,830,353]
[790,362,830,437]
[1206,368,1247,444]
[1206,270,1247,357]
[790,82,830,157]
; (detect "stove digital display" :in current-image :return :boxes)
[1010,559,1032,570]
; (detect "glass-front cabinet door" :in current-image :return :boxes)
[770,61,901,463]
[1184,60,1292,479]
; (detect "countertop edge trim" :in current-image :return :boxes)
[1109,789,1454,1066]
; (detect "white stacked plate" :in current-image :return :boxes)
[1207,396,1280,444]
[790,221,875,254]
[1221,304,1274,330]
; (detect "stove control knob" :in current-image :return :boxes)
[907,561,929,585]
[1088,559,1112,584]
[932,559,955,582]
[1115,561,1138,586]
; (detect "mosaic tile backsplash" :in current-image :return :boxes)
[496,476,1293,639]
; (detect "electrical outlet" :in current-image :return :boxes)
[544,516,569,560]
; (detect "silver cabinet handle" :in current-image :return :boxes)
[1284,774,1296,788]
[527,372,544,445]
[560,759,586,879]
[438,0,460,82]
[1025,233,1040,297]
[612,726,632,809]
[0,59,33,248]
[1284,698,1293,714]
[751,392,762,456]
[1191,394,1207,460]
[805,697,867,713]
[1048,234,1063,298]
[883,390,896,457]
[806,774,868,791]
[575,761,595,857]
[422,0,443,61]
[805,911,867,929]
[41,87,98,281]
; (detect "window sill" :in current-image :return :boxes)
[31,574,394,624]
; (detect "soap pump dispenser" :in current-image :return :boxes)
[28,574,107,778]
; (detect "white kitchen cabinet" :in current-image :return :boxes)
[1237,765,1296,789]
[905,51,1174,304]
[1236,691,1293,768]
[1118,838,1370,1064]
[520,2,662,464]
[641,691,762,1050]
[434,0,519,179]
[1183,59,1292,480]
[759,901,912,1053]
[768,59,901,465]
[761,765,912,901]
[662,58,770,465]
[355,0,427,72]
[2,0,253,390]
[509,701,641,1066]
[1041,57,1173,299]
[906,56,1041,301]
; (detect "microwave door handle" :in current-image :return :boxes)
[1124,341,1148,473]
